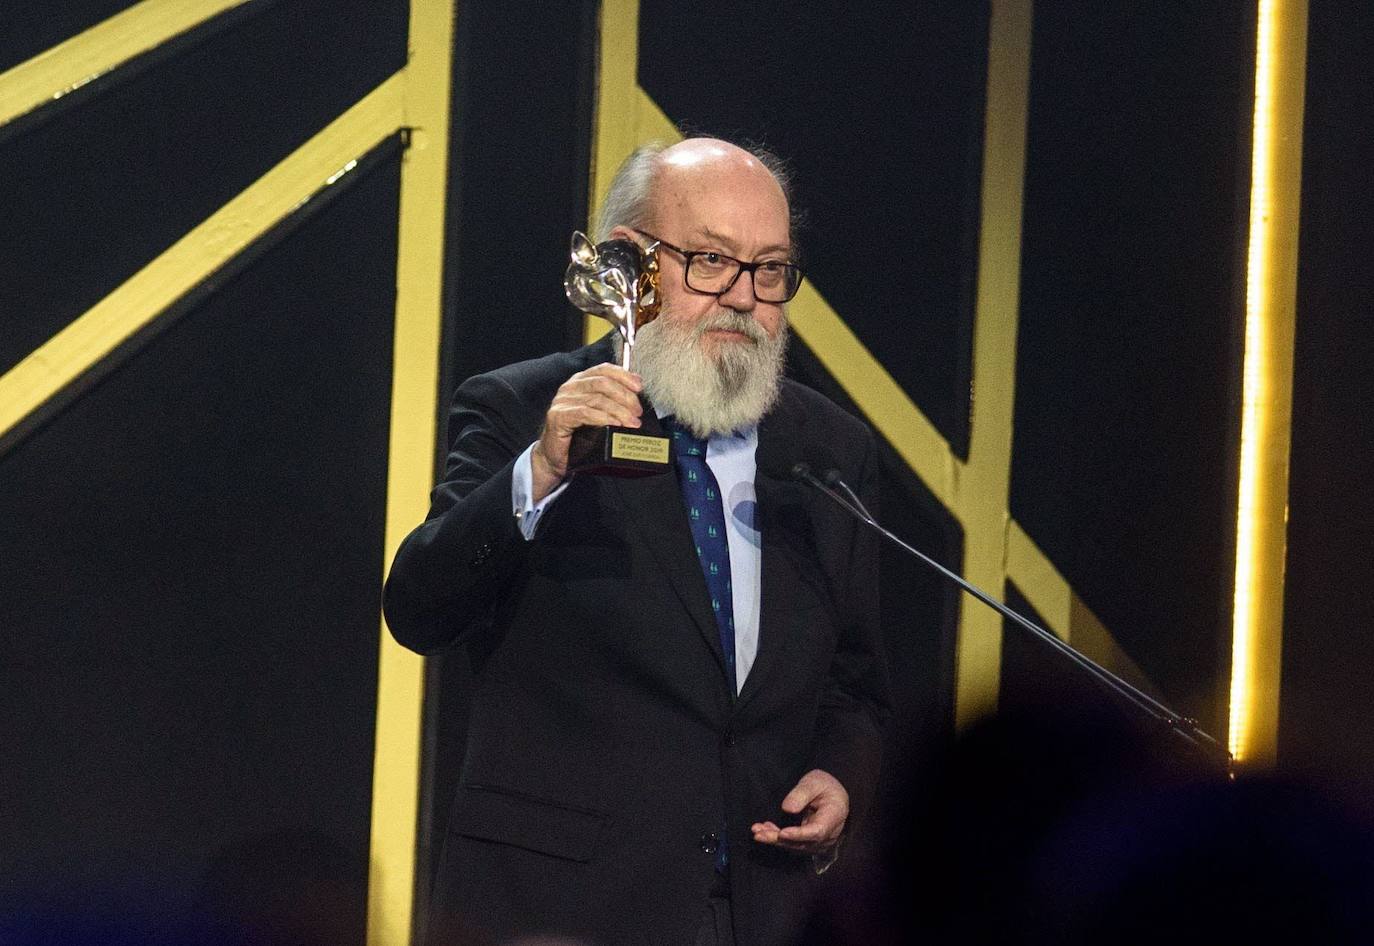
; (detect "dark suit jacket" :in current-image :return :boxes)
[384,336,889,946]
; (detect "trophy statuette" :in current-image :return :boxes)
[562,231,672,477]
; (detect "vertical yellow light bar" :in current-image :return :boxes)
[585,0,643,345]
[591,0,642,221]
[369,0,455,943]
[952,0,1033,728]
[1228,0,1307,766]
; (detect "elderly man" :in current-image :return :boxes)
[384,137,889,946]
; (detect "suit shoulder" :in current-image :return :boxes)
[457,337,614,405]
[777,378,873,444]
[442,337,615,451]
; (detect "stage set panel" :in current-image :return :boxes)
[1,0,453,944]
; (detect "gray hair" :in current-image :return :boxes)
[591,138,801,256]
[591,142,666,242]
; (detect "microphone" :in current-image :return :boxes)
[819,467,874,521]
[797,463,1231,773]
[757,436,859,498]
[757,443,843,491]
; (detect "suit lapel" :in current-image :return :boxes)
[607,471,730,678]
[578,335,720,656]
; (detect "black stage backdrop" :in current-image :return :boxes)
[1281,0,1374,807]
[4,1,1373,941]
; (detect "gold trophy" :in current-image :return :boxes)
[563,231,672,476]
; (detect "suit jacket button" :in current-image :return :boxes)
[699,832,719,855]
[470,543,493,567]
[723,730,737,748]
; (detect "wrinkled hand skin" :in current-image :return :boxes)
[751,768,849,855]
[531,364,642,502]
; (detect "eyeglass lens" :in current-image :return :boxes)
[687,255,801,302]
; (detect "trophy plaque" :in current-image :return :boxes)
[563,231,672,477]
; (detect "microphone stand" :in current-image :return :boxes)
[794,464,1233,776]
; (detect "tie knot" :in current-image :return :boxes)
[666,418,708,462]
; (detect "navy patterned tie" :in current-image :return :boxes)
[669,421,737,695]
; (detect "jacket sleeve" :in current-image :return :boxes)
[808,428,891,830]
[382,371,540,655]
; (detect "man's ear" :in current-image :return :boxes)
[608,225,639,244]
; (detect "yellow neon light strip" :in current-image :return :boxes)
[1228,0,1307,766]
[366,0,456,942]
[0,0,254,131]
[0,73,405,445]
[952,0,1033,727]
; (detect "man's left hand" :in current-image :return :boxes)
[750,768,848,855]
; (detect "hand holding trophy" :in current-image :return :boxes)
[562,232,672,476]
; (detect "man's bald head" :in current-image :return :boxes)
[657,137,783,181]
[593,136,797,249]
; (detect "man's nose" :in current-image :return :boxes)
[717,267,757,311]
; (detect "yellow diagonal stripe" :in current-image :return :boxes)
[787,281,960,511]
[0,0,254,131]
[0,71,405,443]
[1005,519,1072,639]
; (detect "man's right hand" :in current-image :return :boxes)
[530,364,643,502]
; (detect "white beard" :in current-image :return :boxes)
[616,305,788,438]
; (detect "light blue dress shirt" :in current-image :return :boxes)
[512,427,762,692]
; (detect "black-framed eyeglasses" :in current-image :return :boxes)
[634,230,804,303]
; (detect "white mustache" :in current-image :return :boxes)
[692,309,766,343]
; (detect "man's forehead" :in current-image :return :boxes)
[689,225,791,257]
[664,199,790,252]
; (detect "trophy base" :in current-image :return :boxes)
[567,409,671,478]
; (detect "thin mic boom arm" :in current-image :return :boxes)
[792,463,1232,773]
[824,469,875,522]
